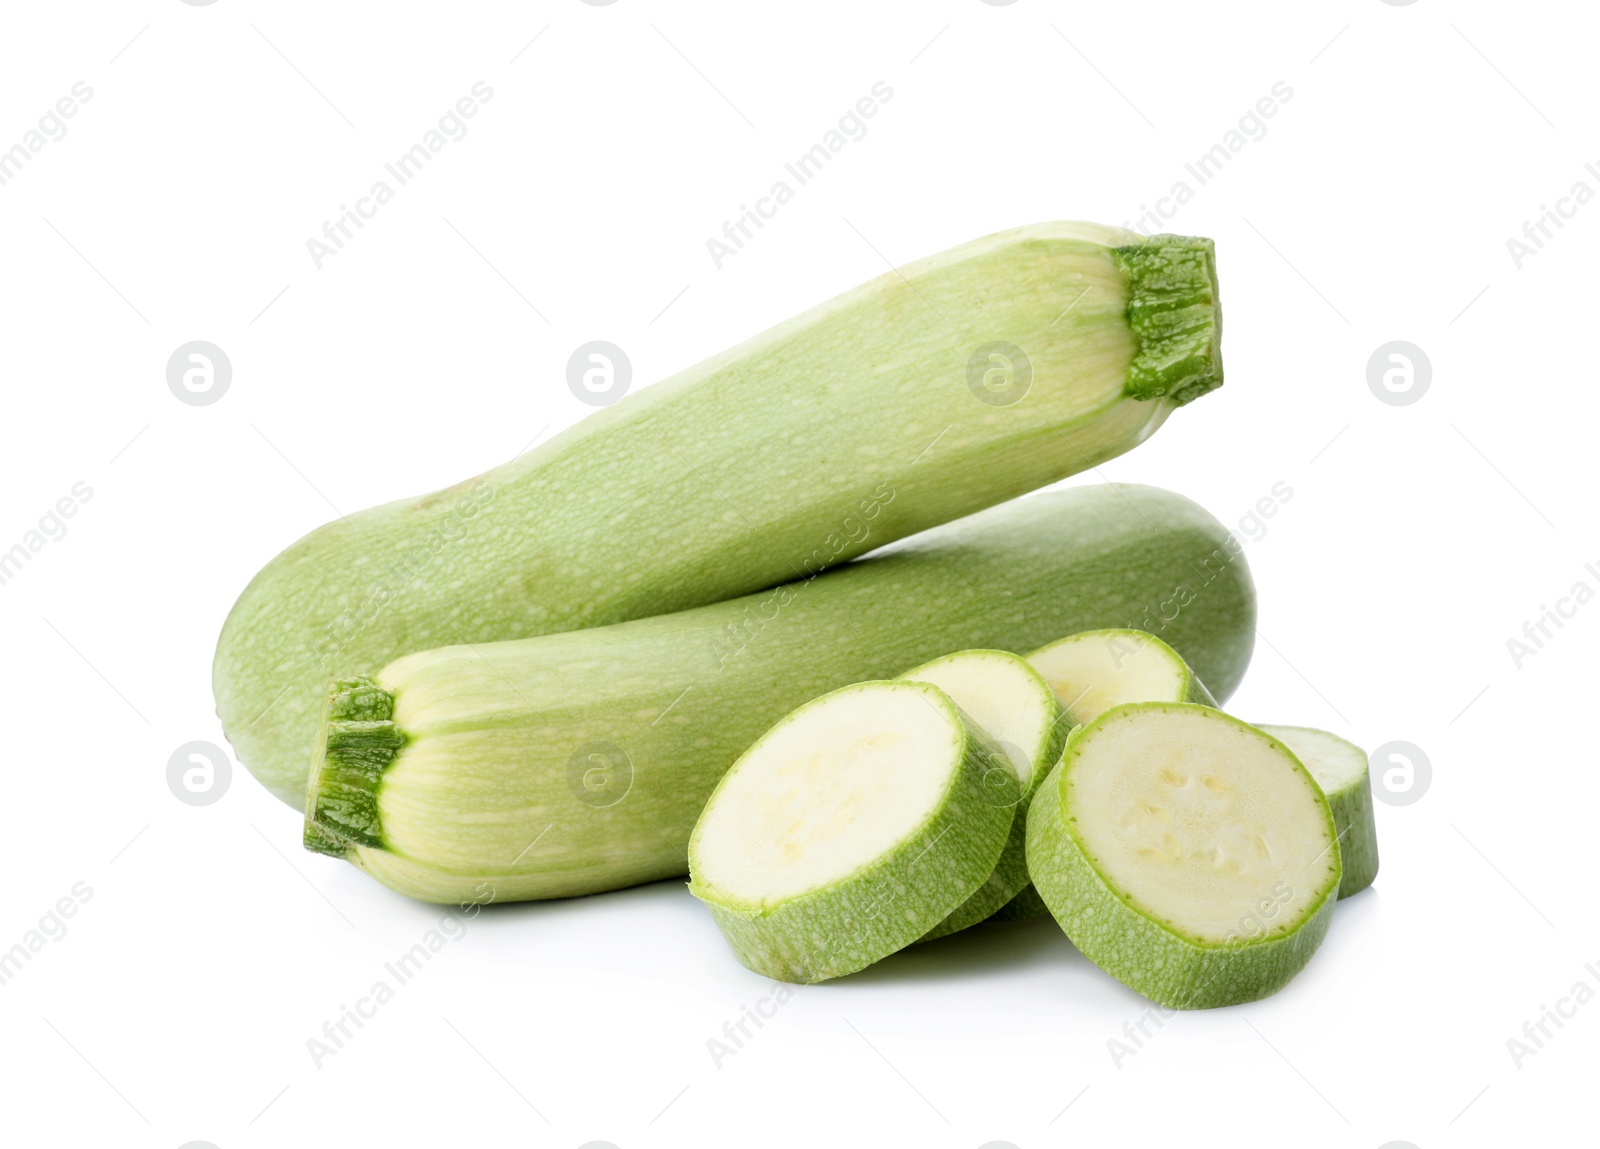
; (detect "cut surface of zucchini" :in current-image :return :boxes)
[1027,628,1215,725]
[1256,724,1379,898]
[1027,703,1340,1007]
[689,681,1012,982]
[997,627,1215,922]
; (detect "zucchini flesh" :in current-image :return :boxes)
[688,681,1012,983]
[304,484,1256,904]
[1256,725,1379,898]
[1028,627,1216,724]
[997,627,1219,922]
[1026,704,1340,1008]
[215,223,1223,806]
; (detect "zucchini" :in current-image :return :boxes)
[1026,704,1340,1008]
[1255,725,1379,898]
[304,483,1256,904]
[1028,627,1216,723]
[900,650,1066,940]
[215,223,1223,806]
[688,681,1013,983]
[996,627,1220,922]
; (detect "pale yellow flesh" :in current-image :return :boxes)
[1069,709,1330,941]
[692,687,960,904]
[1029,631,1186,723]
[1258,725,1368,794]
[904,652,1052,787]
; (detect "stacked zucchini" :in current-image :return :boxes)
[212,221,1375,1010]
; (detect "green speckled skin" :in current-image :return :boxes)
[1025,708,1341,1009]
[902,651,1067,942]
[311,485,1256,905]
[214,223,1223,807]
[689,682,1011,983]
[1323,777,1379,899]
[919,803,1033,941]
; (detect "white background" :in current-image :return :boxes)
[0,1,1592,1146]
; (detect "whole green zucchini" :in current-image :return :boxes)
[215,223,1223,805]
[305,484,1255,904]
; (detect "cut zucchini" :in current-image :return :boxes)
[1027,627,1216,724]
[1026,703,1340,1008]
[995,627,1218,922]
[1256,725,1378,898]
[900,650,1066,939]
[688,681,1013,983]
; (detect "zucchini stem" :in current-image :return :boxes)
[303,676,405,858]
[1116,235,1223,406]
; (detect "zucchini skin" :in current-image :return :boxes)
[214,224,1222,806]
[1326,776,1380,898]
[308,484,1256,904]
[901,651,1067,943]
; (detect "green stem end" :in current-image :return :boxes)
[1116,235,1224,407]
[303,675,405,858]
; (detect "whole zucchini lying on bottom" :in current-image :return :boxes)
[305,484,1256,904]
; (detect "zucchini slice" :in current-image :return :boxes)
[688,681,1013,983]
[1256,725,1379,898]
[997,627,1218,922]
[1026,703,1340,1008]
[901,650,1066,939]
[1027,627,1216,724]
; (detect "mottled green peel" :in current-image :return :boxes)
[1115,235,1223,406]
[900,649,1066,942]
[215,223,1226,808]
[303,676,404,857]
